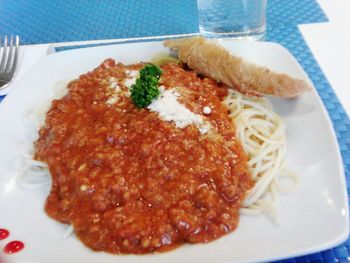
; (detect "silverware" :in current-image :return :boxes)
[0,35,20,90]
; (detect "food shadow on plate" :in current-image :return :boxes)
[269,95,316,118]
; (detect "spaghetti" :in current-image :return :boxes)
[224,90,298,217]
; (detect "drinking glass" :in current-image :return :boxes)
[197,0,267,40]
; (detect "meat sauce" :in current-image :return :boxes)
[34,60,254,254]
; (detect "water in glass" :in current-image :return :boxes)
[197,0,267,40]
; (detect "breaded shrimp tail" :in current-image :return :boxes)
[164,37,311,98]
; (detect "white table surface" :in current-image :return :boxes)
[300,0,350,117]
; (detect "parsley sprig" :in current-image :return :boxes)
[131,64,162,108]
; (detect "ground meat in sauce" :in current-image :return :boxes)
[34,59,254,254]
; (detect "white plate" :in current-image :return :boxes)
[0,40,348,263]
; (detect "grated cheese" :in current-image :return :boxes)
[106,94,119,105]
[124,77,137,89]
[199,125,209,134]
[203,106,212,115]
[126,70,139,78]
[109,77,121,91]
[105,77,121,105]
[123,70,139,89]
[148,86,209,134]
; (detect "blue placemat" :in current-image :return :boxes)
[0,0,327,45]
[1,0,350,262]
[0,0,198,44]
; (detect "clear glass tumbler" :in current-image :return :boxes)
[197,0,267,40]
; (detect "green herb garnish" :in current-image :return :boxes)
[131,64,162,108]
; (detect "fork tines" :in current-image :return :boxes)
[0,35,20,74]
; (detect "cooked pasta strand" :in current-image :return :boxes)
[224,90,298,217]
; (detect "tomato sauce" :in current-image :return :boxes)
[34,60,253,254]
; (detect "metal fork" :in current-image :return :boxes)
[0,35,20,90]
